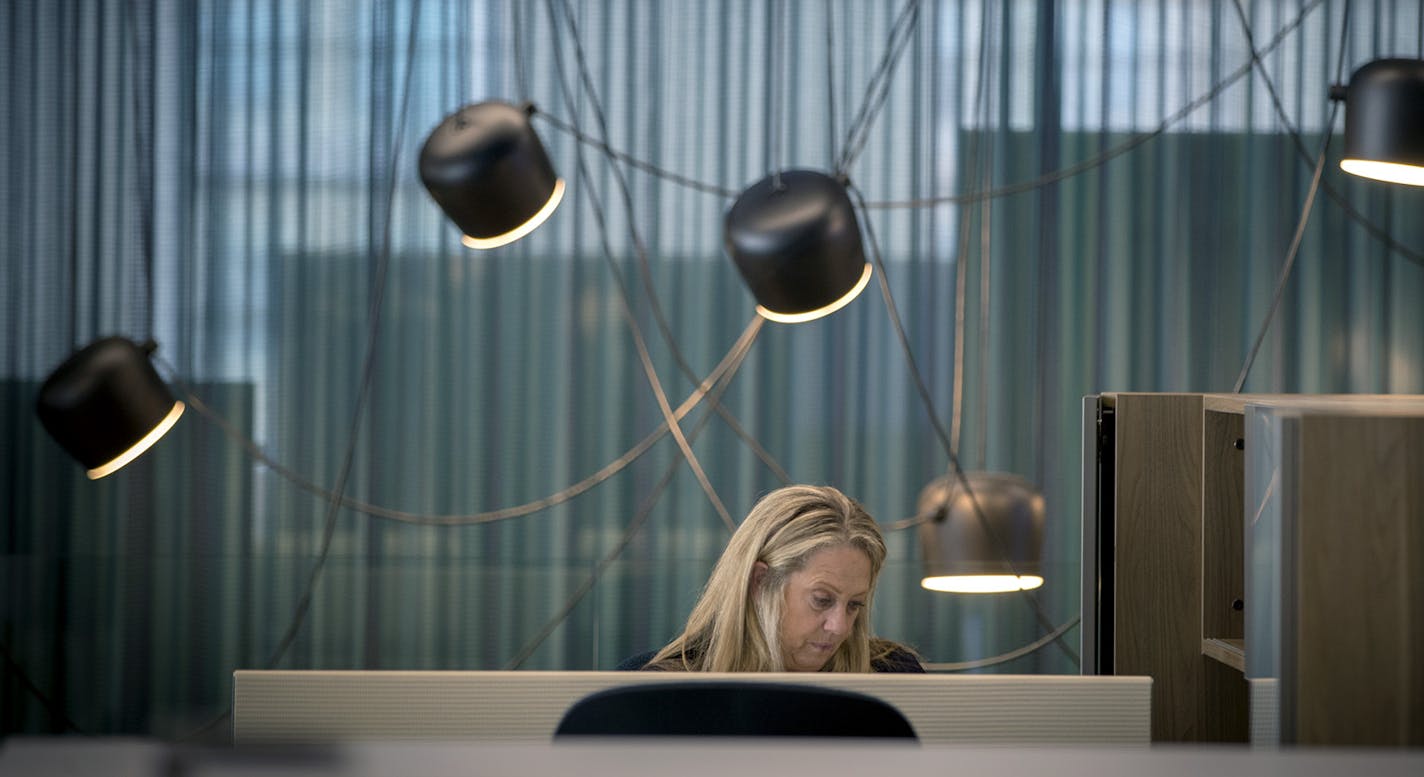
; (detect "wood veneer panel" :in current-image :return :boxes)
[1294,416,1424,745]
[1112,393,1203,741]
[1202,409,1245,646]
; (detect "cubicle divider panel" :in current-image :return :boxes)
[232,671,1152,746]
[1294,415,1424,746]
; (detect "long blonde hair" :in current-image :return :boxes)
[647,485,889,672]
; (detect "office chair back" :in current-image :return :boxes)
[553,681,917,740]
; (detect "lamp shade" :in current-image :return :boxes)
[724,169,872,323]
[917,471,1045,593]
[418,101,565,249]
[1334,58,1424,186]
[35,337,185,479]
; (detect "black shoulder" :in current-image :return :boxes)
[871,645,925,673]
[615,649,657,671]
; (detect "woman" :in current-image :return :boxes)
[627,484,922,673]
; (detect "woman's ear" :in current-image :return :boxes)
[750,561,769,593]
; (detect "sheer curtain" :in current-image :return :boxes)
[3,0,1423,738]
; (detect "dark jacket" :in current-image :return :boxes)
[615,645,925,673]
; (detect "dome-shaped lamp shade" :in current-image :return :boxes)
[1335,58,1424,186]
[724,169,873,324]
[35,337,185,480]
[418,101,565,249]
[917,472,1045,593]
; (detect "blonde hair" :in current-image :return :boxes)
[647,484,890,672]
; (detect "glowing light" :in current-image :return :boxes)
[921,574,1045,594]
[756,263,873,324]
[461,178,566,249]
[1339,159,1424,187]
[86,401,185,480]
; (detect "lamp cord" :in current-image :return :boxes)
[511,0,529,102]
[169,0,425,745]
[545,0,737,532]
[1229,0,1349,393]
[502,324,759,669]
[124,0,156,341]
[529,0,1423,274]
[825,0,837,168]
[836,0,922,175]
[849,183,1079,667]
[0,638,91,735]
[159,317,763,527]
[770,0,785,189]
[923,615,1080,672]
[547,0,794,487]
[950,0,991,455]
[534,111,738,197]
[974,0,1000,466]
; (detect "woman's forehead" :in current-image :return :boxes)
[795,544,872,592]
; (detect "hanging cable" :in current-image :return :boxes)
[161,317,762,528]
[548,2,790,487]
[174,0,426,745]
[849,183,1078,666]
[824,0,838,168]
[545,0,737,532]
[836,0,922,174]
[769,0,785,189]
[923,616,1080,672]
[510,0,528,102]
[0,639,90,735]
[1230,0,1350,393]
[502,332,753,669]
[258,0,424,672]
[535,111,739,197]
[524,0,1380,275]
[1219,2,1424,270]
[126,0,156,340]
[949,0,992,455]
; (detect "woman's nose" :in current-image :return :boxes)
[824,608,849,636]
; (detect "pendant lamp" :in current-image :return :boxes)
[1331,58,1424,186]
[917,471,1045,593]
[419,101,565,249]
[724,169,873,324]
[35,337,185,480]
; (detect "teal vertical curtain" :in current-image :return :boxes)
[3,0,1423,739]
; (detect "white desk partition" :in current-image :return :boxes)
[232,670,1151,746]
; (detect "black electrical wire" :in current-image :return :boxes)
[547,0,793,491]
[836,0,922,174]
[1224,1,1424,270]
[0,639,90,735]
[923,616,1080,672]
[502,321,758,669]
[544,0,736,532]
[849,183,1078,667]
[1230,0,1351,393]
[175,0,425,744]
[161,318,763,528]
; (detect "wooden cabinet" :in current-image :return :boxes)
[1082,393,1424,746]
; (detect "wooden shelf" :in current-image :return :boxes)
[1202,638,1245,672]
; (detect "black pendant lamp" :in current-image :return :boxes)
[1331,58,1424,186]
[419,101,565,249]
[724,169,873,323]
[35,337,185,480]
[917,471,1045,593]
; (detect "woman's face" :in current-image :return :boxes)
[775,544,872,672]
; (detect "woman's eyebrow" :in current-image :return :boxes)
[812,580,869,598]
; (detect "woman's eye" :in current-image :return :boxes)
[848,602,865,613]
[813,597,834,609]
